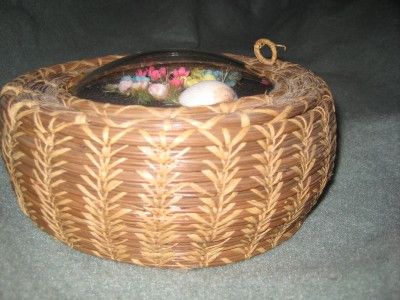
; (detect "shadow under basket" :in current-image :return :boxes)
[0,39,336,268]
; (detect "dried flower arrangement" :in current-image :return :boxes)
[104,66,242,106]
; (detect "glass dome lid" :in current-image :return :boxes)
[73,50,273,107]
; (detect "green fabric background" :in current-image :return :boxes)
[0,0,399,299]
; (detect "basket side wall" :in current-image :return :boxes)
[0,55,336,268]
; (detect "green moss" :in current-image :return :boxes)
[132,89,155,105]
[164,87,181,105]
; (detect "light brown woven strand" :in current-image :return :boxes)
[254,38,286,65]
[0,99,38,217]
[0,53,336,268]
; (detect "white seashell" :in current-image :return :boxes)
[179,80,237,107]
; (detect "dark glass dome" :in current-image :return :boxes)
[73,50,273,107]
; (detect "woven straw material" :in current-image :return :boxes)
[0,53,336,269]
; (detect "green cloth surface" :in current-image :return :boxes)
[0,0,399,299]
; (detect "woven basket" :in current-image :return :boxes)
[0,39,336,268]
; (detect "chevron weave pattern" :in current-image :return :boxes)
[0,53,336,268]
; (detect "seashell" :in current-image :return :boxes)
[179,80,237,107]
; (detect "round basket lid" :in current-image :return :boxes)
[73,50,273,107]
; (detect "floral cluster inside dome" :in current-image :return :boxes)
[75,50,274,107]
[104,65,242,106]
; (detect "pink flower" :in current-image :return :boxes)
[159,67,167,77]
[261,79,270,85]
[118,80,133,92]
[135,69,147,77]
[172,67,189,78]
[169,77,183,88]
[148,67,168,81]
[148,83,169,100]
[149,69,161,81]
[168,67,189,88]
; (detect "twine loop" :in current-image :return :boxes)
[254,38,286,65]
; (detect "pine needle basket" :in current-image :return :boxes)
[0,39,336,268]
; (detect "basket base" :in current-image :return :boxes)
[32,215,304,269]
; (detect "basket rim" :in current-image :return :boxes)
[64,55,287,112]
[1,53,326,122]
